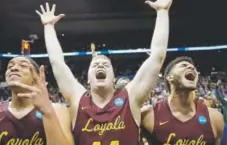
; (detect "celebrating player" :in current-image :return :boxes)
[0,56,73,145]
[141,56,224,145]
[36,0,171,144]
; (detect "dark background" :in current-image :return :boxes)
[0,0,226,74]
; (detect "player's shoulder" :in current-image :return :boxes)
[207,107,223,118]
[0,101,9,118]
[141,105,153,113]
[207,107,224,138]
[141,105,154,118]
[151,98,167,110]
[114,87,128,96]
[52,102,68,111]
[0,101,9,111]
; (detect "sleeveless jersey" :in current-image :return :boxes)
[73,88,139,145]
[0,101,46,145]
[144,99,215,145]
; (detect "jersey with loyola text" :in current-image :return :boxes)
[146,99,215,145]
[73,88,139,145]
[0,101,46,145]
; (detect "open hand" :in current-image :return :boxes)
[145,0,172,11]
[8,65,52,114]
[36,3,65,26]
[91,43,97,57]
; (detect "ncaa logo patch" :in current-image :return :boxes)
[114,98,124,107]
[198,115,207,125]
[36,111,43,119]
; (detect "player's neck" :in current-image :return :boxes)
[10,92,33,109]
[91,87,115,108]
[169,90,196,114]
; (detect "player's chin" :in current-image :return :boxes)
[95,80,107,87]
[183,84,197,91]
[6,78,21,84]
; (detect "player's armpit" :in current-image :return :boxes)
[208,108,224,145]
[51,60,86,105]
[141,105,154,134]
[53,103,74,145]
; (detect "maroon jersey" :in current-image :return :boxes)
[0,101,46,145]
[73,88,139,145]
[146,99,215,145]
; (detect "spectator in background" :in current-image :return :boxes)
[115,77,130,89]
[216,80,227,145]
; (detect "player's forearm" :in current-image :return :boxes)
[150,10,169,61]
[42,107,73,145]
[44,24,65,65]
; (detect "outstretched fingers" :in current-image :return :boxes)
[45,3,50,12]
[145,0,156,8]
[40,5,46,14]
[36,3,55,15]
[39,65,46,85]
[17,92,36,98]
[51,4,56,13]
[11,82,40,93]
[35,10,42,16]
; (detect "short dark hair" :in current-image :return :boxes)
[92,55,111,62]
[27,57,40,74]
[115,77,130,89]
[13,56,40,74]
[164,56,195,92]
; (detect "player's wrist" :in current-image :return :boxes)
[40,103,55,116]
[156,9,169,13]
[44,24,55,28]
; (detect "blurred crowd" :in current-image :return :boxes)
[143,76,227,110]
[0,57,226,110]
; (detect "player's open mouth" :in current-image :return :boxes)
[96,70,106,80]
[184,71,196,81]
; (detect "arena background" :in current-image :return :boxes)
[0,0,227,100]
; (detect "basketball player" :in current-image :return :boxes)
[36,0,172,144]
[141,56,224,145]
[0,56,73,145]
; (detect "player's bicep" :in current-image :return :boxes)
[208,108,224,143]
[127,55,163,105]
[141,105,154,134]
[54,104,74,145]
[51,61,86,103]
[214,138,221,145]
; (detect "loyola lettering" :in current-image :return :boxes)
[82,116,125,135]
[164,133,206,145]
[0,131,44,145]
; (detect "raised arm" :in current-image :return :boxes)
[126,0,172,107]
[36,3,86,106]
[91,43,98,57]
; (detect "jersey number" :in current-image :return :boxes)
[92,140,119,145]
